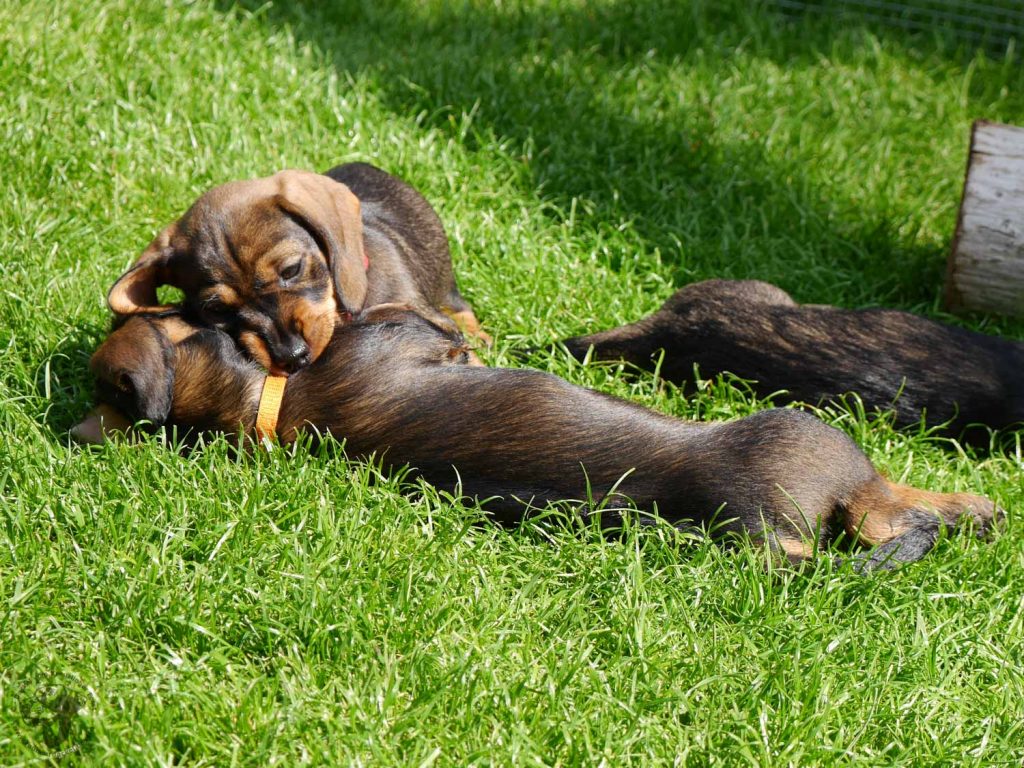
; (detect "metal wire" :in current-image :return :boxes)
[765,0,1023,51]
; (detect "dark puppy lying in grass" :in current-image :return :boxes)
[73,307,997,571]
[560,279,1024,439]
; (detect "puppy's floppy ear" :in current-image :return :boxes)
[88,318,176,426]
[107,222,180,315]
[273,170,369,314]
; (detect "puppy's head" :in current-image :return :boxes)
[73,305,475,445]
[107,170,368,373]
[73,313,259,444]
[71,314,197,443]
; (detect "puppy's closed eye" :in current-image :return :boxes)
[279,259,303,282]
[201,298,235,325]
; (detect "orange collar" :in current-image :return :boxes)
[255,375,288,443]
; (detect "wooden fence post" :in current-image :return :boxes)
[944,120,1024,317]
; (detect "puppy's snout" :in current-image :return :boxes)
[280,339,311,373]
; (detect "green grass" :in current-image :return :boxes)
[2,0,1024,764]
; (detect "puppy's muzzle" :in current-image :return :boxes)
[272,336,311,374]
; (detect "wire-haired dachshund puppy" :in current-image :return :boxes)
[73,307,997,571]
[560,279,1024,439]
[107,162,487,373]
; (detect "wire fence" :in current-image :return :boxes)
[764,0,1024,52]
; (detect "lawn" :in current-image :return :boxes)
[2,0,1024,764]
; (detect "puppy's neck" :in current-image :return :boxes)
[170,311,471,444]
[172,333,265,438]
[272,312,473,442]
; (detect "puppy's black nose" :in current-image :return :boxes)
[280,341,311,372]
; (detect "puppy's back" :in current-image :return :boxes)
[323,163,455,301]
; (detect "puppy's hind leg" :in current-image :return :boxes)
[839,479,997,572]
[842,513,942,572]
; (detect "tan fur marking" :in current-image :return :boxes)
[445,308,492,346]
[778,536,814,561]
[845,481,914,545]
[290,295,338,364]
[845,479,995,545]
[857,513,913,546]
[200,286,241,307]
[160,316,204,345]
[238,331,273,371]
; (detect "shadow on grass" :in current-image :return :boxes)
[32,320,108,436]
[46,1,1024,441]
[220,0,1024,312]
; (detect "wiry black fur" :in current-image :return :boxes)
[559,280,1024,439]
[324,163,476,319]
[87,307,996,569]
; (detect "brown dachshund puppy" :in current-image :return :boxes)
[560,280,1024,439]
[74,307,997,571]
[107,162,485,373]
